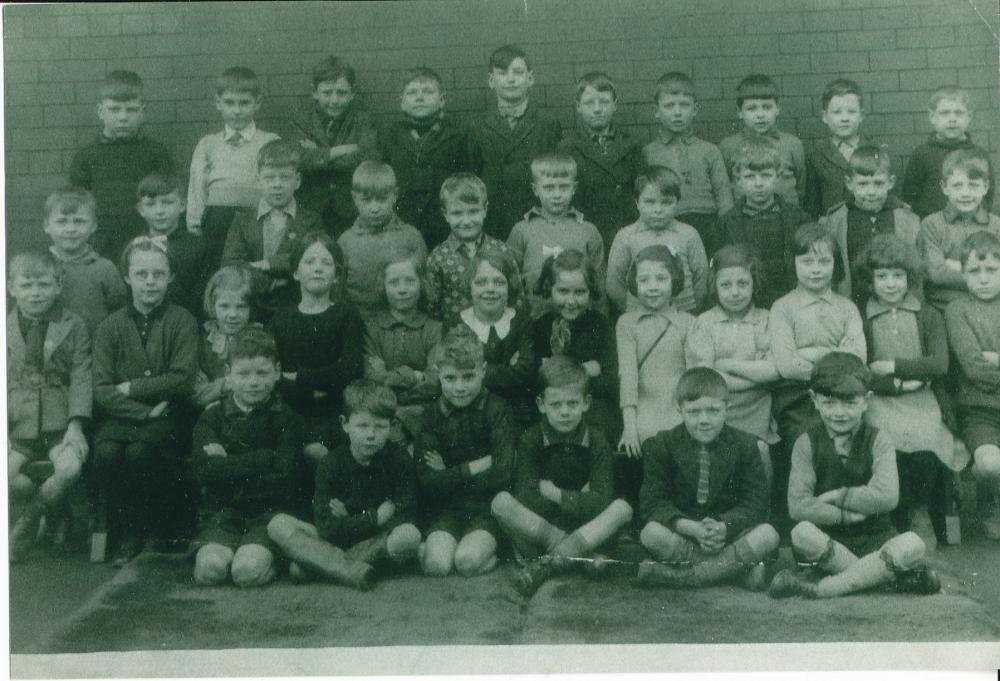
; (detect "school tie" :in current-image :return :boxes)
[696,446,711,505]
[227,133,244,148]
[833,433,852,461]
[262,209,289,261]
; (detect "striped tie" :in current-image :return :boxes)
[696,446,710,505]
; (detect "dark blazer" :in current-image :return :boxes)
[469,103,562,240]
[377,115,473,248]
[804,135,870,219]
[559,122,642,252]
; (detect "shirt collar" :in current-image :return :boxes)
[257,197,297,220]
[18,302,63,327]
[460,306,516,344]
[866,291,921,319]
[658,128,694,145]
[741,127,780,140]
[589,123,616,141]
[99,132,142,144]
[128,301,167,323]
[790,286,837,307]
[224,122,257,143]
[524,206,585,223]
[222,392,283,417]
[497,98,528,121]
[446,232,486,254]
[540,419,590,447]
[942,204,989,225]
[49,245,98,264]
[375,309,429,330]
[438,388,488,416]
[636,307,683,325]
[353,213,402,234]
[741,196,779,216]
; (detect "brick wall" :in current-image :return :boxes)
[4,0,999,253]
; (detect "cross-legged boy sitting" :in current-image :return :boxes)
[267,380,422,590]
[636,367,778,589]
[191,328,303,587]
[492,356,633,596]
[8,252,92,561]
[416,329,516,577]
[769,351,940,598]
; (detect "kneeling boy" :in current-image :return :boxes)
[192,328,303,587]
[268,380,422,590]
[770,352,940,598]
[492,356,632,596]
[637,367,778,589]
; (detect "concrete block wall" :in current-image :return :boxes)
[4,0,999,253]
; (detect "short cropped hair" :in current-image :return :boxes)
[531,152,577,181]
[352,160,397,198]
[203,264,254,319]
[403,66,443,90]
[440,172,488,207]
[538,355,589,394]
[257,140,302,172]
[119,235,174,276]
[635,165,682,201]
[535,248,598,299]
[43,186,96,222]
[811,351,871,398]
[343,379,398,420]
[8,251,61,285]
[654,72,696,104]
[856,234,924,303]
[627,244,684,298]
[227,327,278,365]
[431,327,485,370]
[216,66,260,97]
[941,148,991,184]
[490,44,530,71]
[136,174,183,201]
[821,78,863,110]
[576,71,617,101]
[312,55,357,89]
[791,223,843,286]
[707,243,763,309]
[99,70,143,102]
[848,145,892,177]
[675,367,728,405]
[929,86,972,111]
[733,141,781,174]
[960,230,1000,268]
[467,248,522,307]
[289,231,345,285]
[735,74,779,107]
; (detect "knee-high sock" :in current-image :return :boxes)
[496,501,567,553]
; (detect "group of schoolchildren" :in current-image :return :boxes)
[8,43,1000,604]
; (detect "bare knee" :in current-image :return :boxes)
[490,491,517,519]
[421,532,456,577]
[387,523,421,559]
[194,544,234,585]
[740,523,780,562]
[883,531,925,571]
[231,545,276,588]
[973,446,1000,483]
[9,473,34,501]
[453,532,497,577]
[609,499,634,525]
[267,513,301,546]
[51,451,82,484]
[790,521,828,559]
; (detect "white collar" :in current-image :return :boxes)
[257,197,297,220]
[460,306,516,343]
[224,122,257,142]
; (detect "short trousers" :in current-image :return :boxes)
[822,525,897,561]
[425,509,499,541]
[959,405,1000,454]
[11,430,68,464]
[193,508,279,552]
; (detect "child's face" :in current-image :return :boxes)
[811,391,870,436]
[941,169,989,215]
[258,165,301,209]
[9,271,61,319]
[353,190,396,229]
[871,267,909,306]
[963,252,1000,302]
[341,410,392,466]
[437,363,486,408]
[737,98,780,135]
[213,290,251,336]
[795,243,835,295]
[821,94,863,141]
[125,249,171,311]
[488,58,534,105]
[635,184,678,230]
[384,260,421,313]
[736,166,778,208]
[846,172,894,212]
[293,242,337,297]
[214,89,261,131]
[136,191,186,236]
[679,396,727,445]
[715,265,753,316]
[576,85,617,132]
[537,383,591,434]
[43,206,97,257]
[532,173,576,218]
[313,77,354,119]
[97,98,144,140]
[929,97,971,141]
[654,93,697,135]
[551,268,591,321]
[635,259,673,311]
[400,78,445,121]
[470,260,509,319]
[227,356,279,409]
[442,199,486,243]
